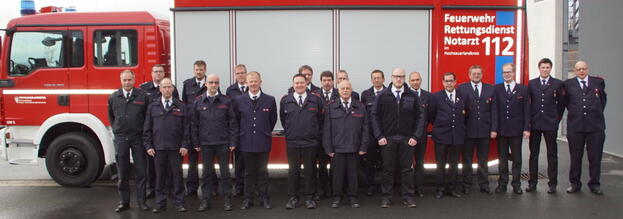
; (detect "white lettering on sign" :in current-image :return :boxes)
[14,96,47,104]
[442,12,517,56]
[444,13,496,23]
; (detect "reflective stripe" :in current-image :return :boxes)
[2,89,116,95]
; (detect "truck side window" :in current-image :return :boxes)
[93,30,138,67]
[70,31,84,67]
[8,32,64,76]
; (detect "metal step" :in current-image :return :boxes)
[8,158,38,165]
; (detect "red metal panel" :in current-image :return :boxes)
[6,12,158,29]
[174,0,518,8]
[440,0,518,6]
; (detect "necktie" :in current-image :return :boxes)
[415,90,420,98]
[474,84,479,98]
[298,95,303,107]
[240,86,246,93]
[581,80,587,92]
[395,91,401,103]
[506,84,512,95]
[376,91,382,96]
[126,92,130,100]
[542,80,547,86]
[449,94,454,103]
[197,81,202,88]
[252,95,258,107]
[165,99,171,110]
[325,92,330,101]
[344,101,349,112]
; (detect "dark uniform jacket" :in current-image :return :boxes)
[108,88,149,137]
[371,83,425,141]
[457,82,498,138]
[143,98,190,150]
[139,81,179,102]
[361,86,386,115]
[413,88,431,141]
[494,82,530,137]
[190,93,238,147]
[182,77,207,105]
[563,76,607,133]
[233,93,278,153]
[428,89,468,145]
[528,77,565,131]
[226,82,247,98]
[279,92,324,148]
[323,99,369,153]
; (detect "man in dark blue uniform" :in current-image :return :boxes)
[191,74,237,211]
[287,65,321,94]
[180,60,208,197]
[494,63,530,195]
[360,69,386,196]
[233,71,278,209]
[225,64,248,197]
[324,80,369,208]
[139,64,179,199]
[564,61,607,195]
[372,68,424,208]
[108,70,150,212]
[428,72,468,199]
[526,58,565,194]
[408,71,431,197]
[280,74,324,209]
[336,70,360,101]
[457,65,497,195]
[144,78,190,213]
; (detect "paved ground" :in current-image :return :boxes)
[0,140,621,219]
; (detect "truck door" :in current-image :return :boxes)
[2,27,70,126]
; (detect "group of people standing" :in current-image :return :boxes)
[107,58,607,213]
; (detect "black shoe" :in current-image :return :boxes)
[198,200,210,212]
[114,204,129,213]
[380,199,391,208]
[547,186,557,194]
[152,206,166,213]
[435,191,444,199]
[176,205,187,212]
[185,190,197,197]
[495,186,507,193]
[449,191,463,198]
[480,187,492,194]
[402,198,417,208]
[240,199,253,210]
[590,187,603,195]
[350,198,360,208]
[525,185,537,192]
[305,200,317,209]
[224,199,233,211]
[261,197,272,209]
[416,189,425,198]
[331,198,341,208]
[566,186,581,194]
[138,203,150,211]
[513,186,523,195]
[146,191,155,199]
[462,187,471,195]
[285,197,299,209]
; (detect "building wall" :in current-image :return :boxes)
[527,0,563,79]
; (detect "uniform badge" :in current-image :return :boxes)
[595,89,600,97]
[486,97,492,103]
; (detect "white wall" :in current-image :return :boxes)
[526,0,562,79]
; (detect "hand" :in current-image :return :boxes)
[180,148,188,156]
[408,138,417,146]
[358,151,367,156]
[229,146,236,151]
[378,138,388,146]
[490,131,497,139]
[147,149,155,157]
[194,147,200,152]
[523,131,530,139]
[328,153,335,158]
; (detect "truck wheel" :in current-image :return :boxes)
[45,132,104,187]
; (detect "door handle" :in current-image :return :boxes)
[58,95,70,106]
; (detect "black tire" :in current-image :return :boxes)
[45,132,104,187]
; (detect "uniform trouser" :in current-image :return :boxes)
[462,138,490,189]
[200,144,232,201]
[414,138,427,191]
[185,148,199,192]
[317,146,331,194]
[497,136,522,187]
[287,146,317,199]
[567,131,605,188]
[435,143,461,192]
[380,139,415,199]
[332,153,359,199]
[147,156,172,194]
[233,148,245,191]
[528,130,558,187]
[115,136,147,206]
[243,152,269,199]
[361,139,381,189]
[154,150,185,207]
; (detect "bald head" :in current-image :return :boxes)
[391,68,406,89]
[205,74,220,95]
[574,60,589,79]
[409,71,422,90]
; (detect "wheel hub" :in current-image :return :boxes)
[58,147,85,175]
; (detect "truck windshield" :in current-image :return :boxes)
[9,31,64,76]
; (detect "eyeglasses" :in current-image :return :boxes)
[575,67,588,71]
[502,71,514,74]
[206,81,219,84]
[391,75,405,78]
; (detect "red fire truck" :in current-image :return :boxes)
[0,0,528,186]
